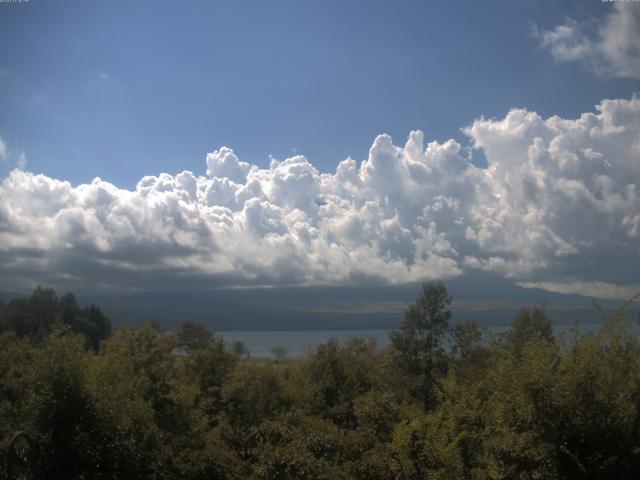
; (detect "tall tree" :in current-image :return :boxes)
[4,287,60,343]
[177,320,213,351]
[503,306,553,358]
[390,281,452,410]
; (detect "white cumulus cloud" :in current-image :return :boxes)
[1,97,639,297]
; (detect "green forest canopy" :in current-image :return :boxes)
[1,283,640,479]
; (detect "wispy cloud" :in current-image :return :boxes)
[534,4,640,79]
[0,136,27,171]
[519,281,640,301]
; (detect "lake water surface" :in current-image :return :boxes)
[219,321,639,358]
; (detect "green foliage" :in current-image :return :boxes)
[28,328,100,477]
[390,281,452,410]
[2,284,640,479]
[185,333,237,420]
[297,337,378,428]
[0,334,36,473]
[450,319,485,360]
[354,390,400,442]
[502,306,554,358]
[0,287,112,349]
[223,362,288,431]
[1,287,60,343]
[177,320,214,351]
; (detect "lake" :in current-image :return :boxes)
[219,321,640,358]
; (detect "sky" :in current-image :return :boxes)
[0,1,639,298]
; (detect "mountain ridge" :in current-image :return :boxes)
[1,271,632,331]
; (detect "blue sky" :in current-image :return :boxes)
[1,0,636,187]
[1,1,639,297]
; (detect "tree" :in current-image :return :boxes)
[80,305,112,350]
[60,292,81,326]
[270,346,289,363]
[1,289,111,349]
[4,287,60,343]
[298,337,377,428]
[449,320,491,385]
[28,328,100,478]
[503,306,553,358]
[177,320,213,351]
[390,281,452,410]
[29,287,60,337]
[185,335,237,421]
[232,340,250,358]
[60,293,112,350]
[450,320,485,360]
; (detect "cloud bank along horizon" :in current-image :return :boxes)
[1,97,639,298]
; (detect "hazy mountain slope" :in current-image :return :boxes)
[71,271,632,331]
[2,270,632,331]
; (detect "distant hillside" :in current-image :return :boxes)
[3,271,633,331]
[0,290,27,302]
[68,271,633,331]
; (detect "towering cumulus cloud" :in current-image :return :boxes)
[1,97,639,296]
